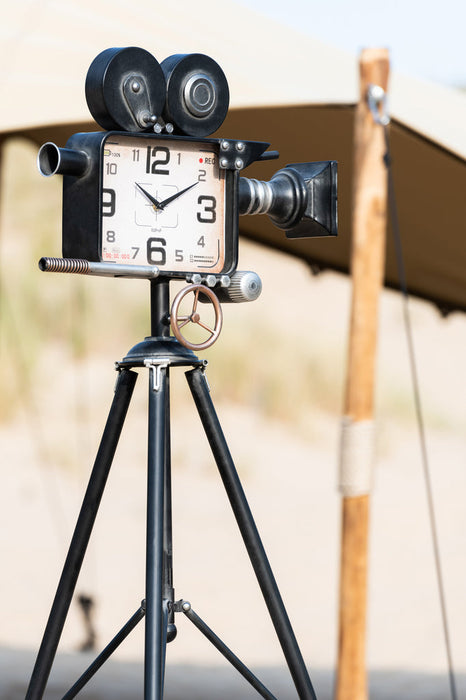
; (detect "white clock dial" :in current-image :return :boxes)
[100,134,227,274]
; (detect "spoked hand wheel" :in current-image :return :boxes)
[170,284,223,350]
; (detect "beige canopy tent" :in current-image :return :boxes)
[2,0,465,312]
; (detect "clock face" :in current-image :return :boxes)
[100,133,230,275]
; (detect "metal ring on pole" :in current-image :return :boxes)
[367,83,390,126]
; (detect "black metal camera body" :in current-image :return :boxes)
[37,46,337,286]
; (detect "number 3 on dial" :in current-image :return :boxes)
[197,195,216,223]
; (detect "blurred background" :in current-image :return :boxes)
[0,1,465,698]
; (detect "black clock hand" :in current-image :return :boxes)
[135,183,164,211]
[158,181,199,209]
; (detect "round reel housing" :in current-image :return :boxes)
[85,47,167,132]
[161,54,229,136]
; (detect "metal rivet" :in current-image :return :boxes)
[235,158,244,170]
[142,112,157,125]
[132,81,141,93]
[221,140,230,151]
[220,157,229,168]
[236,142,245,151]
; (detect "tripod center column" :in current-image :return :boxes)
[150,279,171,338]
[145,359,169,700]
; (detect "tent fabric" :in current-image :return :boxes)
[3,0,466,157]
[223,107,466,313]
[2,0,465,312]
[0,0,356,134]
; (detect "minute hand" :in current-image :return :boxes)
[158,181,199,209]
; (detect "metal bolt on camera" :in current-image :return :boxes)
[27,47,337,700]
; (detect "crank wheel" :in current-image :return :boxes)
[170,284,222,350]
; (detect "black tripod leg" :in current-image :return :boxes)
[186,367,317,700]
[145,363,169,700]
[25,368,138,700]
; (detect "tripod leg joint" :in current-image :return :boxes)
[172,599,191,614]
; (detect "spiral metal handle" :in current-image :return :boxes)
[39,257,160,279]
[39,257,90,273]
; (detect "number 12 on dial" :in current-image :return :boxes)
[100,134,237,277]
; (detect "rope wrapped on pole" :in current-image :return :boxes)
[335,47,390,700]
[338,417,375,497]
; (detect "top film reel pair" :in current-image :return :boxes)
[85,47,230,136]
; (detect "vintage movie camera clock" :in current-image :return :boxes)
[38,47,336,294]
[28,46,337,700]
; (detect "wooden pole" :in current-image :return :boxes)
[335,48,390,700]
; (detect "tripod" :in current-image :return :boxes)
[25,279,317,700]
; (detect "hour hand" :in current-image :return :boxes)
[135,183,164,211]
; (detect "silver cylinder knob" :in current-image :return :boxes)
[214,271,262,303]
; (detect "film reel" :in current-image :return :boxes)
[161,53,229,137]
[85,47,167,132]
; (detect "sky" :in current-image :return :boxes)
[237,0,466,88]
